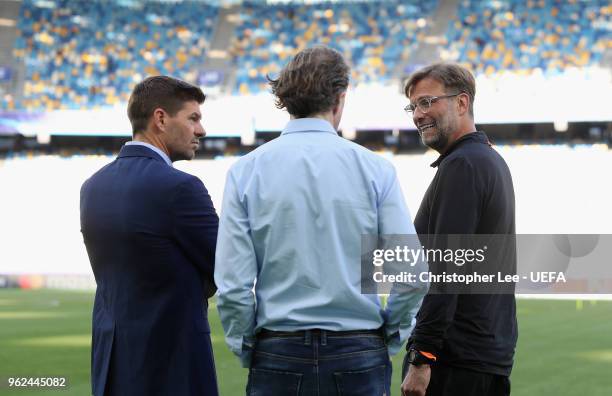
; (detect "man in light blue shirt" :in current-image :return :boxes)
[215,46,428,395]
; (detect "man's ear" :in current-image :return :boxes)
[152,108,167,132]
[333,91,347,115]
[457,93,470,116]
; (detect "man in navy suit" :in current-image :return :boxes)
[80,76,219,396]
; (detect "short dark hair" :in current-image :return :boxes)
[268,45,350,118]
[127,76,205,135]
[404,63,476,117]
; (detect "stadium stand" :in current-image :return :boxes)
[5,0,440,108]
[444,0,611,75]
[230,0,437,94]
[0,0,610,116]
[11,0,218,110]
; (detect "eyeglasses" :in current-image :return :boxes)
[404,93,462,114]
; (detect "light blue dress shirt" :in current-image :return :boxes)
[125,141,173,166]
[215,118,428,366]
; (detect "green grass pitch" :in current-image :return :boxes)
[1,289,611,395]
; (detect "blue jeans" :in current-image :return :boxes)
[246,329,392,396]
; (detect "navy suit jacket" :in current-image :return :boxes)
[80,144,219,396]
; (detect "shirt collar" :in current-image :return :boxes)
[125,141,173,167]
[281,118,338,136]
[430,131,491,168]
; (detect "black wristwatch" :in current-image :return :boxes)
[407,348,437,366]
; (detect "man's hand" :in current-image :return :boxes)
[401,364,431,396]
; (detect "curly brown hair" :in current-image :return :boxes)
[268,45,350,118]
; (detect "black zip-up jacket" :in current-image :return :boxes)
[408,131,517,376]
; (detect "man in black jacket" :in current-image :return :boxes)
[400,63,517,396]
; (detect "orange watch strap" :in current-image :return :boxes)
[420,351,437,361]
